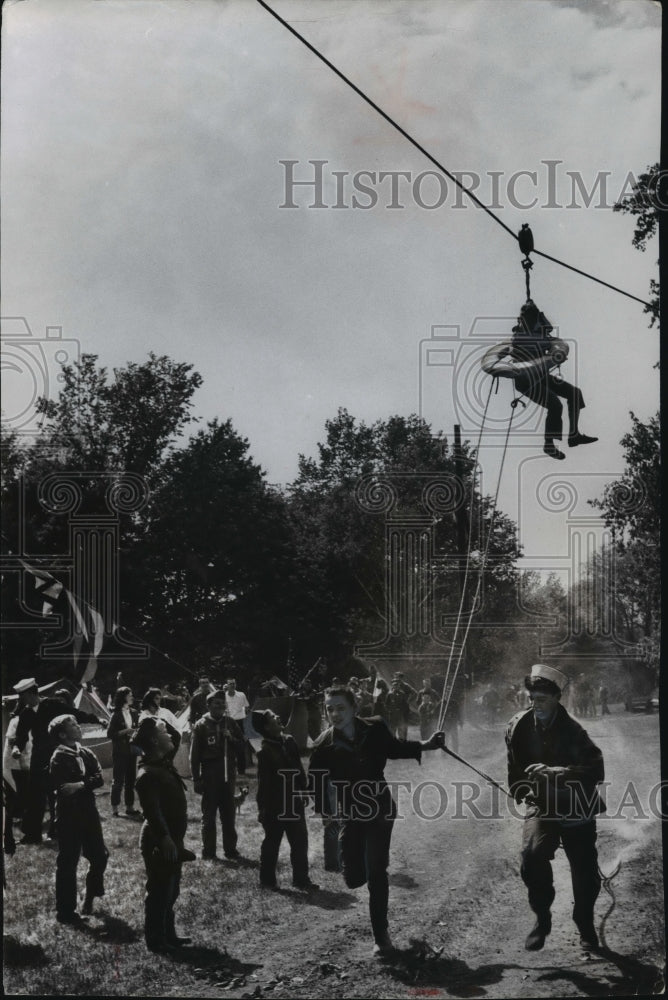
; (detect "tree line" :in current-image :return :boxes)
[1,166,659,695]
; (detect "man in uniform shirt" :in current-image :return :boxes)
[188,675,214,727]
[506,663,605,952]
[190,690,244,860]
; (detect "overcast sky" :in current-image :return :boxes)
[1,0,661,591]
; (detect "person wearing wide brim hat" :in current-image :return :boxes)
[505,663,605,953]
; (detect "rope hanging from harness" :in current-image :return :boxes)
[438,229,558,728]
[437,388,520,731]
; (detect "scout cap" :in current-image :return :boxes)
[13,678,38,694]
[526,663,568,693]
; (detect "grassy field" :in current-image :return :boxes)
[4,713,665,998]
[4,764,283,997]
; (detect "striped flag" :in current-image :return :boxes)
[19,558,64,615]
[18,559,104,680]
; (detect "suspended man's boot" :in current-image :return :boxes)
[568,433,598,447]
[525,912,551,951]
[543,442,565,461]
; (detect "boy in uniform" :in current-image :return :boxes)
[48,714,108,923]
[134,717,194,953]
[252,708,318,892]
[190,689,244,860]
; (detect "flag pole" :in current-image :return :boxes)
[297,656,323,690]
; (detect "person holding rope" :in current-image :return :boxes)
[505,664,605,952]
[309,686,445,956]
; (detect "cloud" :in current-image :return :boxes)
[1,0,660,544]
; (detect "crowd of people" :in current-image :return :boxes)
[3,663,607,959]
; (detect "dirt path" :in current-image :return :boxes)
[209,710,664,999]
[5,709,661,998]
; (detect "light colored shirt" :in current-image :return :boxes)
[225,690,249,720]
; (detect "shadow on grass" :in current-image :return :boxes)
[222,856,260,871]
[380,940,663,999]
[389,871,419,889]
[170,943,262,977]
[380,943,510,998]
[80,911,140,944]
[3,934,49,968]
[535,946,664,997]
[277,887,358,911]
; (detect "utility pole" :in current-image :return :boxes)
[453,425,467,599]
[453,425,471,691]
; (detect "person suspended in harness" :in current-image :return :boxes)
[501,300,598,461]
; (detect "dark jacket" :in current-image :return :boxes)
[505,705,605,820]
[510,306,554,361]
[136,758,188,854]
[309,716,422,818]
[189,714,243,781]
[49,743,104,808]
[188,689,210,726]
[16,697,101,763]
[356,690,375,718]
[372,692,388,719]
[256,734,306,819]
[385,691,411,725]
[107,707,139,752]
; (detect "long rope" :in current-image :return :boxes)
[436,382,494,732]
[439,393,518,729]
[256,0,652,310]
[443,400,517,719]
[597,860,622,950]
[114,625,199,680]
[441,745,513,799]
[256,0,515,240]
